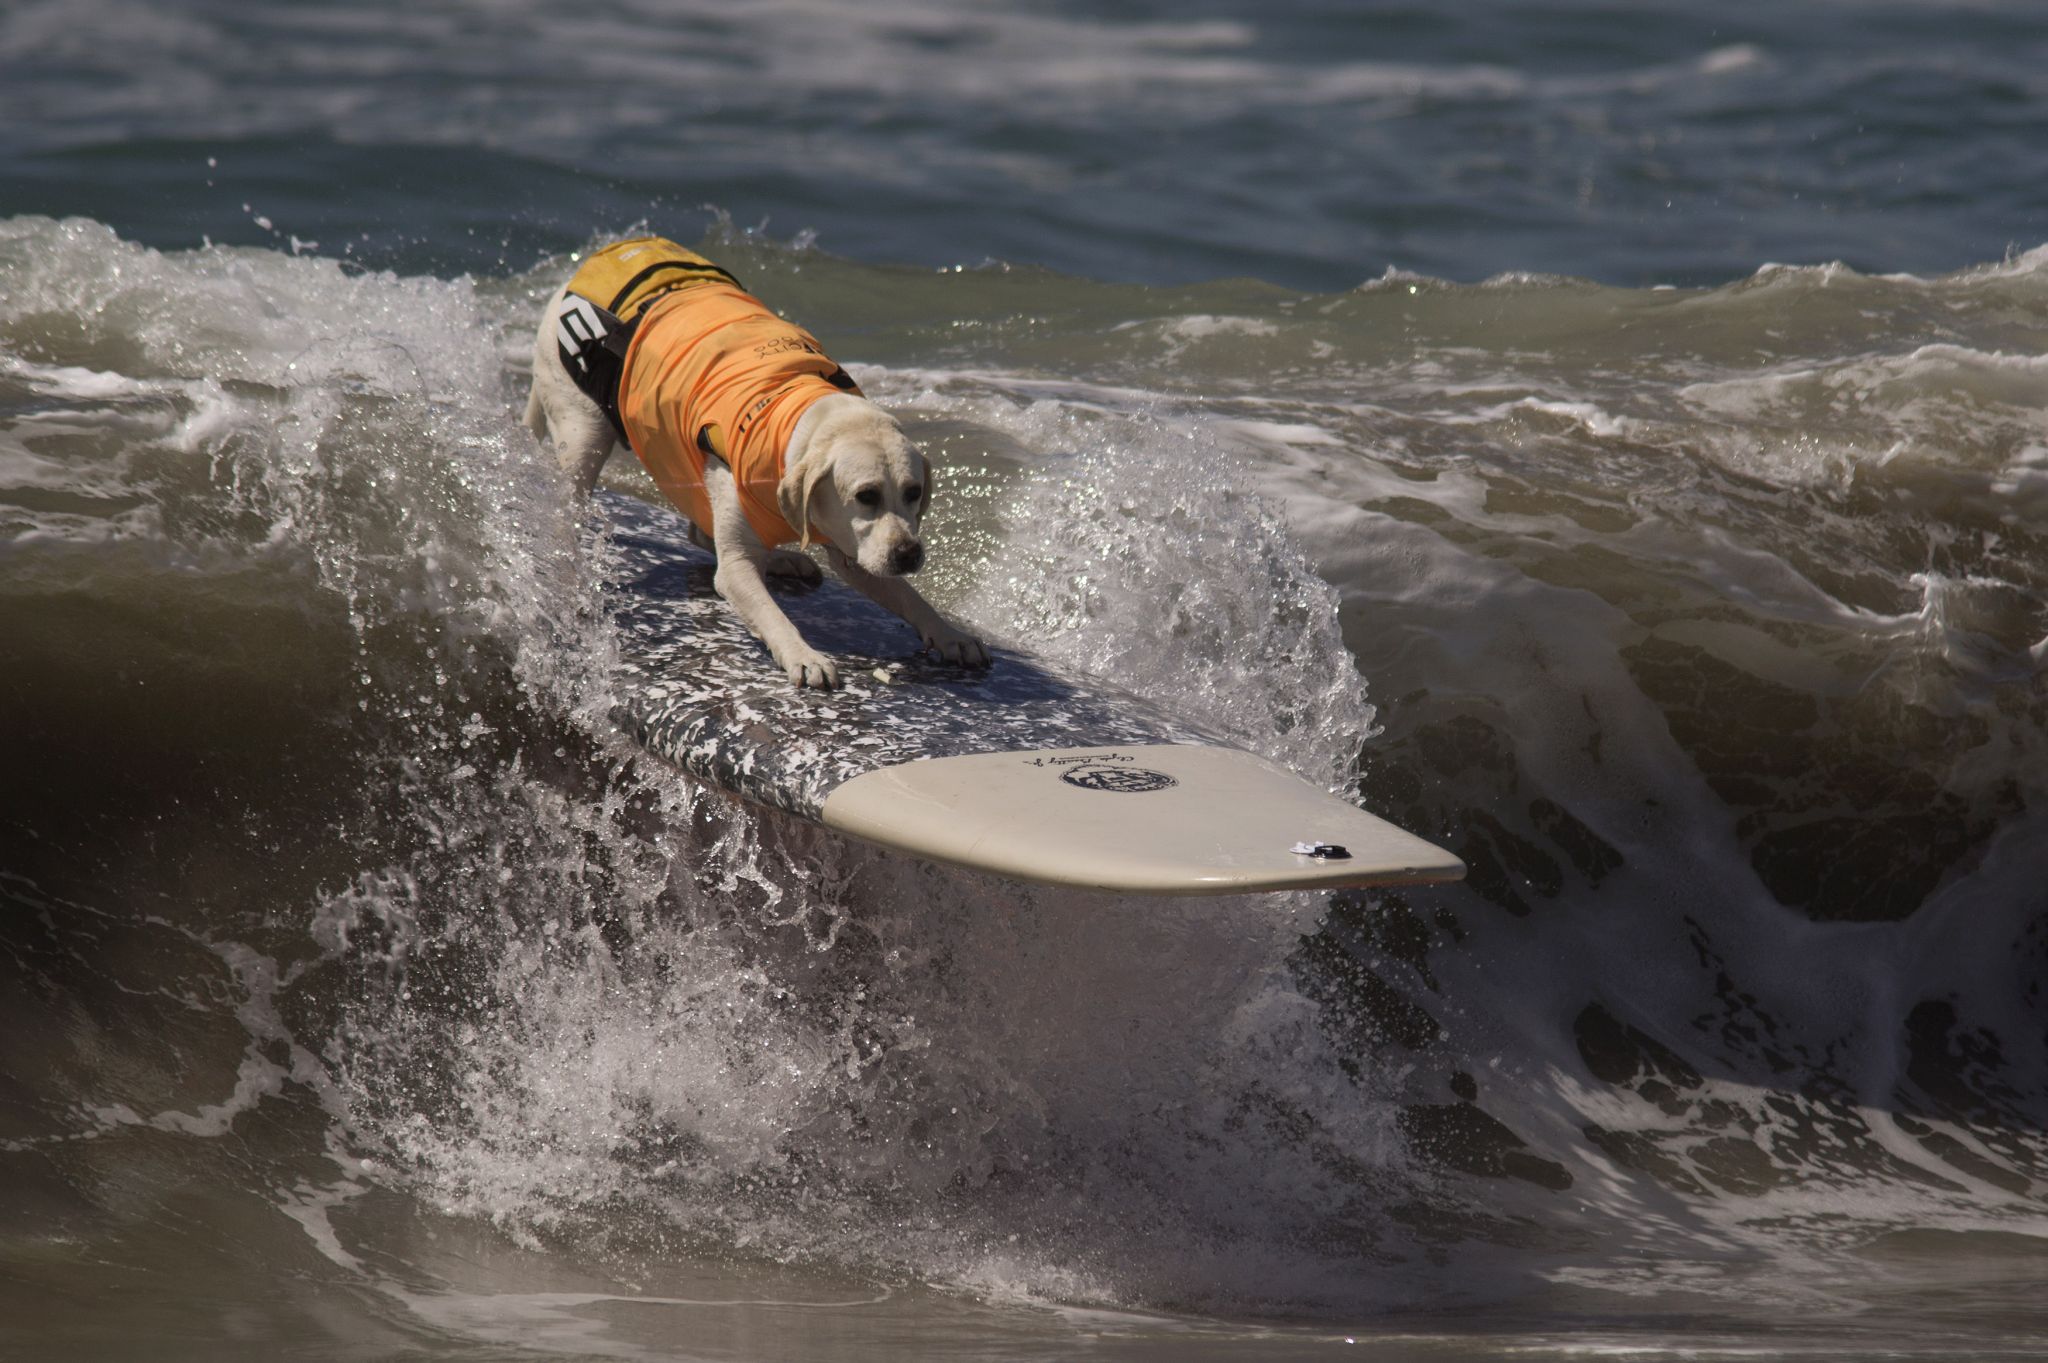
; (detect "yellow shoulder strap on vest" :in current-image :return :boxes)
[572,237,741,321]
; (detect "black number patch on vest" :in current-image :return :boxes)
[556,295,611,376]
[554,292,634,442]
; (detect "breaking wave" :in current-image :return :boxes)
[3,215,2046,1353]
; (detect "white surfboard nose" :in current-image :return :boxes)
[819,743,1466,895]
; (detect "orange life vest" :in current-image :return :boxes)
[560,237,860,549]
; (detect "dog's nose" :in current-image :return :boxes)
[890,541,924,574]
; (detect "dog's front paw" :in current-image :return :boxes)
[922,623,990,668]
[780,644,838,690]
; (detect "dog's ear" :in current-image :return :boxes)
[777,435,835,549]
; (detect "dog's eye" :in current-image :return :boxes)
[904,486,923,504]
[854,487,882,509]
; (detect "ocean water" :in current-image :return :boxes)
[3,2,2046,1360]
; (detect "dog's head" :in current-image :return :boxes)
[778,400,931,576]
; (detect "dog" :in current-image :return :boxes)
[524,236,988,689]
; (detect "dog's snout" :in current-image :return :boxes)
[890,541,925,575]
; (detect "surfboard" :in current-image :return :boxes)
[601,489,1465,895]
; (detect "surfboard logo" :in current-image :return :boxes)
[1060,765,1177,793]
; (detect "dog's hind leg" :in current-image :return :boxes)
[524,367,616,497]
[541,400,617,497]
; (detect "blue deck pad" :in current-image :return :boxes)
[601,491,1218,820]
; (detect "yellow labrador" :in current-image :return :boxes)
[525,238,987,689]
